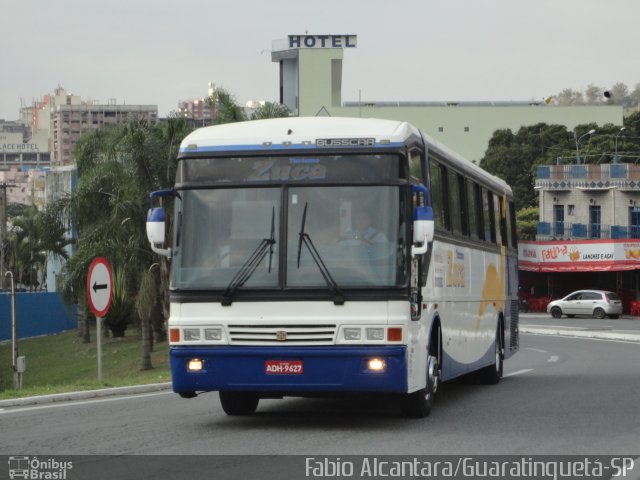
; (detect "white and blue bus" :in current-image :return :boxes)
[146,117,519,417]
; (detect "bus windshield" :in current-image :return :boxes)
[172,185,407,291]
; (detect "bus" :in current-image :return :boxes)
[146,117,519,417]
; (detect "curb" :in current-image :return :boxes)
[520,326,640,343]
[0,382,172,408]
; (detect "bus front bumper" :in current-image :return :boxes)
[170,346,408,394]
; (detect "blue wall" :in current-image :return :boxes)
[0,292,77,341]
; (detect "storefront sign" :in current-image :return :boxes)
[518,240,640,272]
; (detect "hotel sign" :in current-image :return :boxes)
[1,143,40,153]
[0,133,40,153]
[288,34,357,49]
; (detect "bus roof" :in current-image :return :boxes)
[422,130,512,195]
[179,117,422,153]
[179,116,512,196]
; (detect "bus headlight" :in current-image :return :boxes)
[344,328,362,341]
[204,328,222,341]
[183,328,201,341]
[366,328,385,341]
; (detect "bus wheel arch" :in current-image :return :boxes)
[480,315,504,384]
[401,317,441,418]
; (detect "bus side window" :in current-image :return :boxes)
[429,160,446,230]
[483,188,494,243]
[408,149,424,181]
[448,169,461,235]
[457,174,469,237]
[508,200,518,248]
[494,192,504,246]
[468,181,480,241]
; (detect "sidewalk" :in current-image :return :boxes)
[0,382,171,409]
[519,312,640,343]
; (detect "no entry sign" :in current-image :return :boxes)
[87,257,113,317]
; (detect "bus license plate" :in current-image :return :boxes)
[265,360,304,375]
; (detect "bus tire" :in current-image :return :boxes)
[219,391,259,415]
[480,325,503,385]
[401,330,440,418]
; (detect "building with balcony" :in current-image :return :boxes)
[518,163,640,310]
[50,103,158,165]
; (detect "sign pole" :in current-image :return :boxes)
[87,257,113,385]
[97,316,103,382]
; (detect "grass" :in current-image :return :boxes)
[0,329,171,399]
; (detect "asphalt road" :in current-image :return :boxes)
[1,331,639,458]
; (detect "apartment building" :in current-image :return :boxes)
[50,103,158,165]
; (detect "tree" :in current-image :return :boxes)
[208,87,246,124]
[516,206,539,240]
[250,102,291,120]
[630,83,640,108]
[555,88,583,106]
[608,82,631,106]
[480,124,577,210]
[135,266,158,370]
[60,118,192,340]
[584,84,603,105]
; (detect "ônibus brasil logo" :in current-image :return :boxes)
[8,456,73,480]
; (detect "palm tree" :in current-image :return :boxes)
[208,87,247,124]
[250,102,291,120]
[135,265,158,370]
[59,118,192,342]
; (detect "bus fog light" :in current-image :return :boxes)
[187,358,203,372]
[367,358,386,372]
[204,328,222,341]
[344,328,362,340]
[366,328,385,341]
[183,328,201,341]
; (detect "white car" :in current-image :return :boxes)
[547,290,623,319]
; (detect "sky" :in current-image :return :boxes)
[1,0,640,120]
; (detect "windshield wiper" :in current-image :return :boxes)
[297,202,345,305]
[222,207,276,306]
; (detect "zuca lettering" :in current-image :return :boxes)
[316,138,375,147]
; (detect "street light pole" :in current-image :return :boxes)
[614,127,627,163]
[575,129,596,164]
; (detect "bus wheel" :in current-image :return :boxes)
[480,327,503,385]
[401,344,440,418]
[219,391,259,415]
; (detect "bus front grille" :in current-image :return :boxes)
[227,324,337,345]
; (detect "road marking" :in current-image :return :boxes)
[504,369,533,377]
[548,355,559,363]
[526,347,548,353]
[0,391,172,415]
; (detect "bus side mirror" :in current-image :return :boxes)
[146,207,171,257]
[146,189,178,257]
[412,205,434,256]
